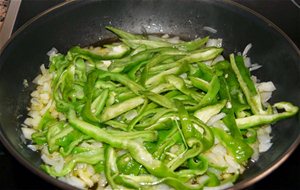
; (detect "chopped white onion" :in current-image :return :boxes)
[161,34,170,39]
[212,55,225,65]
[242,43,252,56]
[226,101,232,109]
[203,26,217,33]
[27,145,39,151]
[41,150,64,173]
[249,63,262,71]
[40,64,47,75]
[179,73,188,79]
[206,38,223,47]
[47,47,58,57]
[257,82,276,92]
[257,125,272,152]
[207,112,226,126]
[244,57,252,68]
[21,127,36,140]
[166,36,181,44]
[197,175,210,184]
[102,60,112,67]
[124,110,138,121]
[23,79,29,88]
[260,92,272,103]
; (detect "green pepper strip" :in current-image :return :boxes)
[74,57,87,80]
[105,120,127,130]
[148,57,187,73]
[141,54,182,86]
[122,39,173,49]
[236,102,299,129]
[104,146,119,189]
[58,130,88,156]
[114,174,206,190]
[127,99,148,131]
[143,113,177,131]
[97,70,143,94]
[177,36,209,51]
[145,47,223,87]
[186,155,208,174]
[190,116,214,151]
[37,111,56,130]
[95,80,119,89]
[218,73,249,118]
[135,108,174,129]
[122,36,209,52]
[97,70,176,109]
[242,128,257,144]
[69,45,130,62]
[91,88,109,116]
[117,153,143,176]
[211,127,253,163]
[106,26,145,40]
[47,121,66,153]
[109,49,154,72]
[68,110,178,179]
[31,131,47,145]
[159,47,223,72]
[100,96,145,122]
[150,83,176,94]
[206,171,221,187]
[117,91,136,102]
[196,62,214,81]
[53,66,75,113]
[176,166,209,180]
[199,75,220,106]
[81,71,101,123]
[145,65,188,87]
[230,54,265,115]
[94,43,131,59]
[128,60,148,80]
[152,127,181,160]
[143,91,176,109]
[175,100,201,140]
[166,75,203,102]
[189,75,220,111]
[173,119,188,149]
[223,108,243,140]
[167,139,203,171]
[189,76,210,92]
[105,130,157,142]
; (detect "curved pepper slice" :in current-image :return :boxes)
[236,102,299,129]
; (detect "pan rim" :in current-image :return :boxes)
[0,0,299,190]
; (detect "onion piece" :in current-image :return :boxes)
[203,26,217,33]
[242,43,252,56]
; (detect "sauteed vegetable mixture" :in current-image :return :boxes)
[21,26,299,189]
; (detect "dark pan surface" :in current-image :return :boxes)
[0,0,299,189]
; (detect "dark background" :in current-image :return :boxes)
[0,0,299,189]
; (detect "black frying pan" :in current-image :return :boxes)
[0,0,299,189]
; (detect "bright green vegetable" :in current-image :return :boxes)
[100,96,145,121]
[104,146,119,189]
[212,127,253,163]
[230,54,266,115]
[25,26,299,190]
[236,102,299,129]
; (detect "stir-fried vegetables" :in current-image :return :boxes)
[22,26,299,190]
